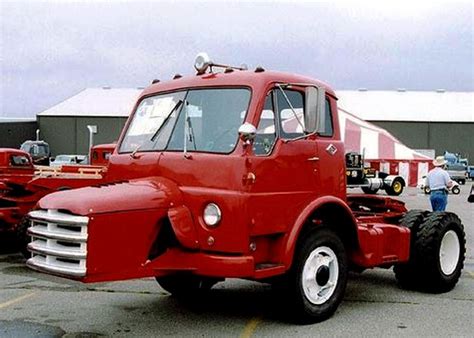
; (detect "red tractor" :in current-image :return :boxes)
[26,54,466,323]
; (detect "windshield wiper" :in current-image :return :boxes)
[150,99,183,142]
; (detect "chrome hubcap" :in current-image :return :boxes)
[302,246,339,305]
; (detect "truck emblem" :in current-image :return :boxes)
[326,144,337,155]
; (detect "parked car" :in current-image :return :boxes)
[49,155,88,167]
[417,175,460,195]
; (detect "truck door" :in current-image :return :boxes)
[315,97,346,200]
[247,88,320,236]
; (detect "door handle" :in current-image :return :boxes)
[307,156,320,161]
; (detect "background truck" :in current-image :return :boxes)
[345,152,405,195]
[20,140,51,166]
[0,146,109,253]
[444,150,468,184]
[26,54,466,323]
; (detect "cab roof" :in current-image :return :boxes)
[140,70,336,99]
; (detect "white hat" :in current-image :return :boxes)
[433,156,447,167]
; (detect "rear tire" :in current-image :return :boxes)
[414,212,465,293]
[393,210,428,289]
[287,228,348,323]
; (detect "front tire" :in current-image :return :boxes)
[15,217,31,259]
[288,228,348,323]
[386,178,404,196]
[451,186,460,195]
[155,274,219,297]
[361,187,379,194]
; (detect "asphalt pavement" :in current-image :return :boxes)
[0,186,473,337]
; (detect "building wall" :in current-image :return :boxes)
[37,116,474,162]
[0,121,38,148]
[38,116,127,155]
[372,121,474,160]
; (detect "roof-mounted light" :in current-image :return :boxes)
[194,52,248,75]
[194,52,212,75]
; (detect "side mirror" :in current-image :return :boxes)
[304,86,326,134]
[50,157,55,162]
[238,122,257,145]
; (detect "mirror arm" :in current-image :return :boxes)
[283,131,318,143]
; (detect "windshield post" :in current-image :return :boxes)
[183,101,190,159]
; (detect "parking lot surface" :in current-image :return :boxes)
[1,186,473,337]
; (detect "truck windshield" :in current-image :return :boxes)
[120,88,251,154]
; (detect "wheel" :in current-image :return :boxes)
[15,217,31,259]
[424,186,431,194]
[155,274,218,297]
[386,178,404,196]
[414,212,465,293]
[393,210,428,289]
[361,187,379,194]
[287,228,348,323]
[451,186,460,195]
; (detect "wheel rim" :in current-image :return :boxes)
[439,230,460,275]
[393,181,402,193]
[302,246,339,305]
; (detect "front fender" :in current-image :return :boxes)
[38,176,183,215]
[282,195,359,268]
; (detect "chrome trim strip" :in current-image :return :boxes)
[29,210,89,225]
[28,241,87,259]
[28,227,87,242]
[27,256,86,277]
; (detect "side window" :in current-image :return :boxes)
[276,89,305,138]
[319,99,334,137]
[254,92,277,155]
[10,155,30,167]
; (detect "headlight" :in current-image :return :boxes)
[203,203,221,227]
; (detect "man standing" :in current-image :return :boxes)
[426,156,453,211]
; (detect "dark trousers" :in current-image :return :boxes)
[430,190,448,211]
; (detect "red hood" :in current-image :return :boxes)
[38,176,182,216]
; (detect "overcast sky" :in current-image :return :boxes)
[1,0,473,117]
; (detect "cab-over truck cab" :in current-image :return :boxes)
[27,54,466,323]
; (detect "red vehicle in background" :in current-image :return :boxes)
[0,147,109,253]
[26,54,466,323]
[90,143,115,166]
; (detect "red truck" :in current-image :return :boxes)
[0,146,109,252]
[26,54,466,323]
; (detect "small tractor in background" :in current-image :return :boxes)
[345,152,405,195]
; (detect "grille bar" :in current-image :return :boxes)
[27,255,86,277]
[27,209,89,278]
[28,239,86,259]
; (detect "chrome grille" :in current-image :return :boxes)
[26,209,89,277]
